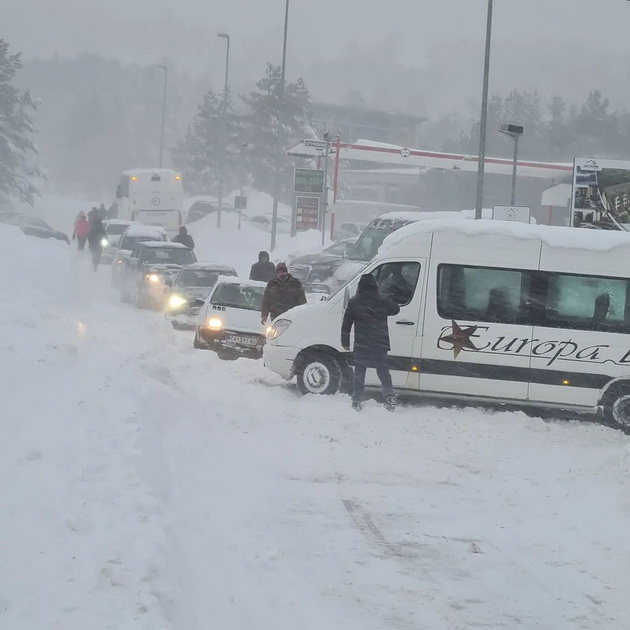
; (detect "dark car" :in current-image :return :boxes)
[186,200,235,224]
[0,212,70,244]
[120,242,197,308]
[288,238,357,288]
[165,262,238,329]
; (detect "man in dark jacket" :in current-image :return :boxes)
[250,251,275,282]
[172,226,195,249]
[341,274,400,411]
[87,218,107,271]
[261,262,307,324]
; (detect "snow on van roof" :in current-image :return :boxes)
[122,168,179,176]
[124,224,166,237]
[215,275,267,288]
[380,218,630,254]
[141,241,189,249]
[373,209,492,223]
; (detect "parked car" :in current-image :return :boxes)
[0,212,69,244]
[165,262,238,330]
[246,214,292,234]
[120,242,197,308]
[101,219,136,264]
[186,200,235,224]
[111,224,168,288]
[333,222,368,242]
[288,238,358,287]
[194,277,267,360]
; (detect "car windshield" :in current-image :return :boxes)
[175,269,235,287]
[211,284,265,311]
[325,241,351,256]
[120,236,155,251]
[142,248,197,265]
[106,224,129,236]
[348,219,414,261]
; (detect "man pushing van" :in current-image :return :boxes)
[341,274,400,412]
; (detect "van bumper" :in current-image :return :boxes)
[263,344,299,380]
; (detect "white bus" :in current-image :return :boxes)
[115,168,184,237]
[264,219,630,429]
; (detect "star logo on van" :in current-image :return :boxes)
[439,321,480,359]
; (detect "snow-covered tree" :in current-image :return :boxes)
[172,88,243,195]
[241,64,316,199]
[0,39,42,204]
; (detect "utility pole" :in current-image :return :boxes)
[157,65,168,168]
[217,33,230,229]
[474,0,494,219]
[270,0,290,252]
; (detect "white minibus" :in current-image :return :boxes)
[116,168,184,237]
[264,219,630,429]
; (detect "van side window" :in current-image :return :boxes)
[371,262,421,306]
[542,272,630,332]
[437,264,528,324]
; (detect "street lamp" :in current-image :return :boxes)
[270,0,290,252]
[500,123,524,205]
[474,0,494,220]
[216,33,230,229]
[157,65,168,168]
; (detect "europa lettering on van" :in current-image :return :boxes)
[438,322,616,367]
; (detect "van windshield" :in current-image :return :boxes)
[348,218,416,261]
[211,284,265,311]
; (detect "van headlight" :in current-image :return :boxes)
[266,319,292,340]
[101,237,109,247]
[168,294,187,309]
[207,317,223,330]
[146,273,160,283]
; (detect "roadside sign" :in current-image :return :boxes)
[295,196,320,232]
[234,195,247,210]
[294,168,325,194]
[303,139,327,155]
[492,205,531,223]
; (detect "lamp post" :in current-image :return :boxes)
[474,0,494,220]
[157,65,168,168]
[216,33,230,229]
[500,124,524,205]
[270,0,290,252]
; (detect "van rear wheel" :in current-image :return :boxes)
[604,383,630,430]
[297,353,341,395]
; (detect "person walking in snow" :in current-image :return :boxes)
[87,218,107,271]
[73,211,90,251]
[249,250,275,283]
[261,262,306,325]
[341,274,400,412]
[172,226,195,250]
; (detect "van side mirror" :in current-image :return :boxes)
[191,299,205,308]
[343,251,348,260]
[164,278,172,287]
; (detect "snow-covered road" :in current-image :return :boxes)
[2,225,630,629]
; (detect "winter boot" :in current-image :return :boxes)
[385,395,397,412]
[352,400,362,412]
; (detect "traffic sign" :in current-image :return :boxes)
[294,168,325,194]
[492,205,531,223]
[234,195,247,210]
[295,196,320,232]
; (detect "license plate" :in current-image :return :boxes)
[226,335,258,346]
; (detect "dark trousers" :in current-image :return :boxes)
[90,249,101,270]
[77,236,87,251]
[352,355,394,402]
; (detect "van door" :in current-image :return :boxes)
[365,259,426,389]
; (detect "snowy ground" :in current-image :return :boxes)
[1,216,630,629]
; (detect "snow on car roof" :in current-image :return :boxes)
[105,219,135,226]
[124,224,166,237]
[122,168,179,176]
[140,241,190,249]
[380,218,630,254]
[214,275,267,288]
[184,262,237,272]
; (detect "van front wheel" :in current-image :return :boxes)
[297,353,341,395]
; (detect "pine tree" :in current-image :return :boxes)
[241,64,316,199]
[172,88,243,195]
[0,39,42,204]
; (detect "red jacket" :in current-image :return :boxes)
[74,218,89,238]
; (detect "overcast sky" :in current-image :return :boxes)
[6,0,630,112]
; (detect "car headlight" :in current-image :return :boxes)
[168,294,187,309]
[146,273,160,283]
[207,317,223,330]
[266,319,292,340]
[101,237,109,247]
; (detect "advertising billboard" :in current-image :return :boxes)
[571,157,630,230]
